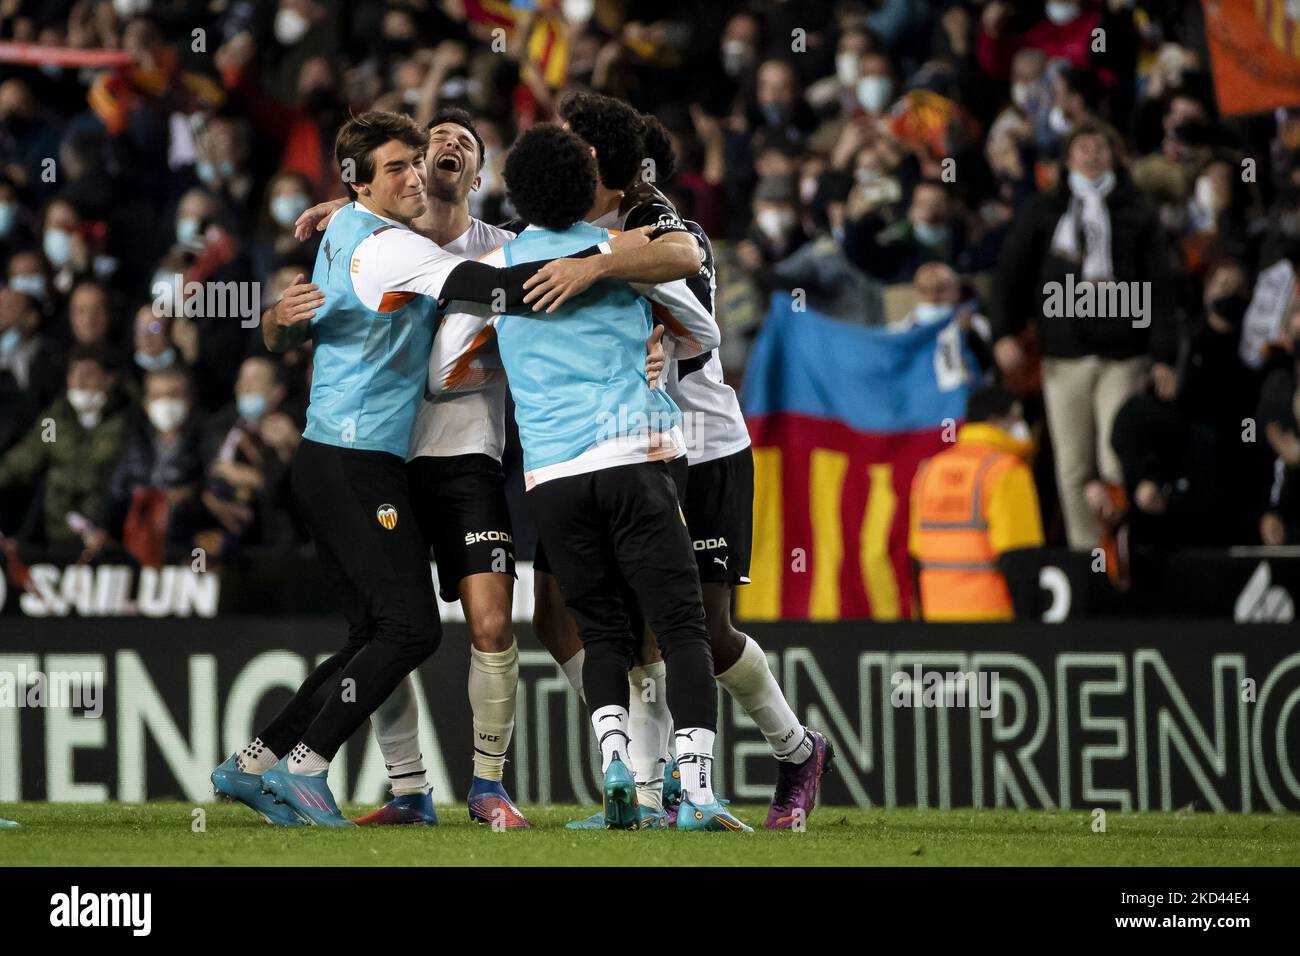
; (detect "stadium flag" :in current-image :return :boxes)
[738,292,976,621]
[1202,0,1300,116]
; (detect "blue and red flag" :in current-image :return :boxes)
[739,291,976,621]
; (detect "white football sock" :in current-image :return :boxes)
[370,675,428,795]
[287,742,329,777]
[591,704,630,772]
[627,662,670,812]
[674,728,716,805]
[716,636,812,764]
[235,737,277,774]
[559,648,586,702]
[469,641,518,781]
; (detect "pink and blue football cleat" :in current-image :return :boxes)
[211,754,303,827]
[467,777,531,829]
[352,791,439,826]
[261,760,355,827]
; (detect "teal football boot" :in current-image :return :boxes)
[211,754,304,827]
[261,759,355,827]
[676,797,753,832]
[602,757,639,830]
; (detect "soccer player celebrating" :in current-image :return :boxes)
[535,95,834,829]
[277,109,697,828]
[210,110,649,827]
[436,123,748,831]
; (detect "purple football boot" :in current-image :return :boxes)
[764,730,834,830]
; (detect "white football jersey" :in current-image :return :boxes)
[594,188,751,465]
[406,218,514,462]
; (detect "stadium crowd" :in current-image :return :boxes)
[1,0,1299,570]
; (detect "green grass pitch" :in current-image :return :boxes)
[2,803,1297,866]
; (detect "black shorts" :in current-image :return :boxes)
[407,453,516,602]
[683,447,753,585]
[533,454,690,575]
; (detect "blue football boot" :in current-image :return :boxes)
[210,754,303,827]
[676,797,753,832]
[352,791,438,826]
[467,777,531,829]
[602,757,640,830]
[261,759,355,827]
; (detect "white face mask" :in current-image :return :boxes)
[1194,176,1219,213]
[1011,82,1035,111]
[721,40,754,77]
[68,388,107,429]
[756,208,796,242]
[147,397,188,433]
[1009,420,1032,443]
[857,76,893,114]
[1044,1,1080,26]
[274,8,310,46]
[836,51,860,86]
[913,302,953,324]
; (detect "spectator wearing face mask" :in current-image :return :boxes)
[846,179,963,284]
[86,365,203,562]
[0,343,126,549]
[41,197,95,295]
[132,305,179,380]
[737,174,809,283]
[197,356,302,555]
[807,25,877,119]
[991,121,1176,551]
[7,249,51,308]
[251,172,316,284]
[1175,259,1271,543]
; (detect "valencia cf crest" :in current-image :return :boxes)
[376,504,398,530]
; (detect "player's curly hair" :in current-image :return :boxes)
[504,124,596,231]
[639,113,678,186]
[559,91,646,191]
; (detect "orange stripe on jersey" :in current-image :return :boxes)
[651,301,698,349]
[378,291,416,312]
[478,246,503,261]
[444,326,498,390]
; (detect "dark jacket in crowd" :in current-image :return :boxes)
[991,172,1177,364]
[97,416,205,548]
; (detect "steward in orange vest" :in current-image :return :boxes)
[909,387,1045,621]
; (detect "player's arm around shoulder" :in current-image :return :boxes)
[262,272,323,353]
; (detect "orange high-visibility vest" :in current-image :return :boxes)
[911,445,1021,622]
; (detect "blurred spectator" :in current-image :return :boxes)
[992,121,1174,550]
[0,344,126,548]
[0,286,61,408]
[197,356,300,556]
[67,280,115,352]
[88,365,203,563]
[846,179,963,283]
